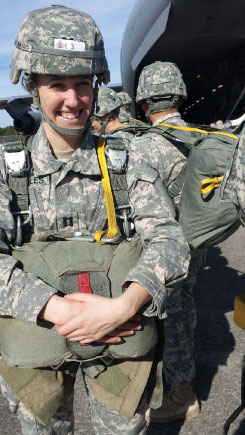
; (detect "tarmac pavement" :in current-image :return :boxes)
[1,226,245,435]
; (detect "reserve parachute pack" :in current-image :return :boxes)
[0,134,157,369]
[151,123,241,249]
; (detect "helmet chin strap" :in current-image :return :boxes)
[41,109,87,136]
[24,72,102,137]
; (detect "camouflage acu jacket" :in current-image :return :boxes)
[130,112,188,205]
[0,124,190,324]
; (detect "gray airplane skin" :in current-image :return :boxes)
[121,0,245,125]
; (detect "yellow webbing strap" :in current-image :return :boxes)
[199,176,224,194]
[158,123,238,140]
[94,137,118,243]
[129,117,147,125]
[113,124,130,130]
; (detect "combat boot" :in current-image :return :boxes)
[145,382,200,423]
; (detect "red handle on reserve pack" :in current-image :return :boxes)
[77,273,92,294]
[77,273,92,346]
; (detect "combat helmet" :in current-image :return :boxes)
[94,87,122,117]
[91,87,122,134]
[10,5,109,85]
[10,5,110,135]
[117,91,132,118]
[117,91,132,106]
[136,61,187,117]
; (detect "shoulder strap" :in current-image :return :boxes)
[151,123,197,150]
[105,135,133,239]
[95,137,119,243]
[94,135,133,240]
[168,165,187,199]
[155,122,238,146]
[3,136,33,245]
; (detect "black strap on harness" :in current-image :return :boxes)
[2,136,33,245]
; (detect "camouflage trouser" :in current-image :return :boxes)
[163,249,206,385]
[0,375,75,435]
[84,378,147,435]
[0,371,147,435]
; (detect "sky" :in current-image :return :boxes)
[0,0,138,127]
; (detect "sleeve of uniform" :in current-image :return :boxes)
[234,127,245,220]
[124,151,190,319]
[0,173,57,324]
[130,133,187,188]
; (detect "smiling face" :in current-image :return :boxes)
[36,74,93,134]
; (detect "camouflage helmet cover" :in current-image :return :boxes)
[136,61,187,102]
[10,5,110,85]
[117,91,132,105]
[94,87,122,117]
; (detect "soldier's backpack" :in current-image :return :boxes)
[151,123,241,250]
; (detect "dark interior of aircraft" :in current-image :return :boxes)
[123,0,245,126]
[135,43,245,126]
[180,44,245,125]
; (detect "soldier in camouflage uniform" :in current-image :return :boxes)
[132,61,205,424]
[91,87,125,135]
[0,7,190,435]
[91,87,146,138]
[91,87,137,149]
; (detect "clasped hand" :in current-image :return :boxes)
[40,291,142,345]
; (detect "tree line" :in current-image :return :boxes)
[0,126,16,136]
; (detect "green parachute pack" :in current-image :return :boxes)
[151,123,241,250]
